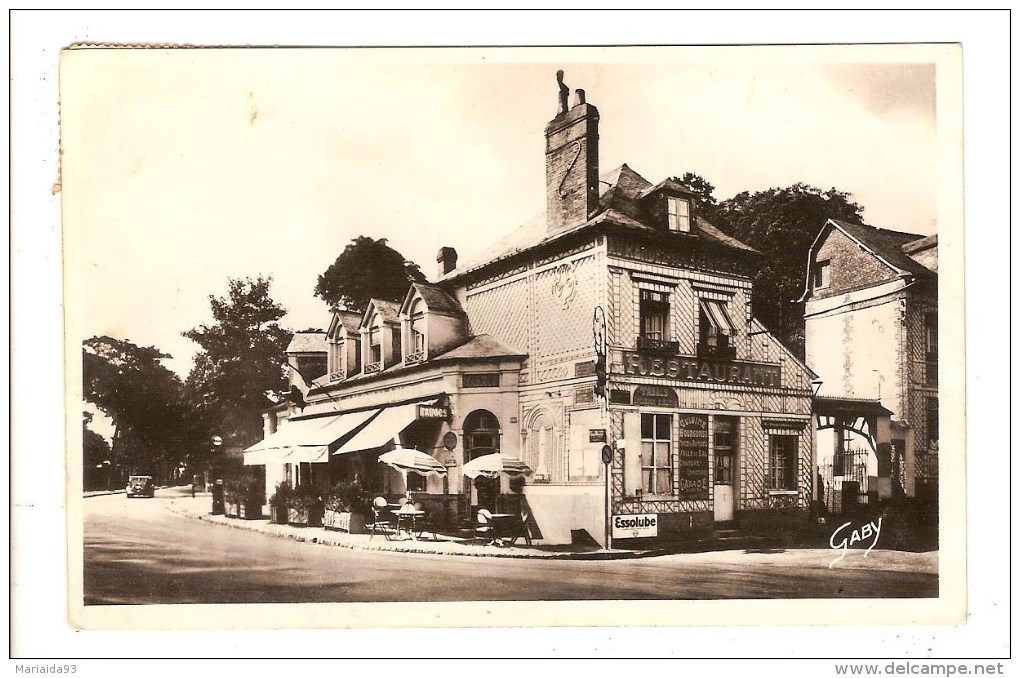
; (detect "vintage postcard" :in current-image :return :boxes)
[53,42,967,640]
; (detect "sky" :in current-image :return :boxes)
[61,46,949,379]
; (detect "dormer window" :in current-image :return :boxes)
[667,196,691,233]
[367,324,382,373]
[406,298,426,364]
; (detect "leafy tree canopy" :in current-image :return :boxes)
[183,276,292,447]
[713,182,865,356]
[83,336,196,475]
[314,236,424,313]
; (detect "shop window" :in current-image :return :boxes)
[769,435,798,490]
[698,298,736,360]
[638,290,674,352]
[812,260,831,290]
[925,312,938,385]
[640,413,673,496]
[667,196,691,233]
[713,416,737,484]
[926,397,939,449]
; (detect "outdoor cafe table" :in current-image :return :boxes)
[486,513,530,546]
[392,507,425,540]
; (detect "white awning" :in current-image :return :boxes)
[333,399,438,455]
[700,298,737,334]
[243,409,379,466]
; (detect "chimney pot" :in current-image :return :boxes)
[574,89,586,106]
[436,246,458,277]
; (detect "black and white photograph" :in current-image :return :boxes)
[10,9,1008,665]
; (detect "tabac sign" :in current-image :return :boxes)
[612,350,781,388]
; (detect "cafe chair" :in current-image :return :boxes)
[409,501,430,540]
[510,509,533,547]
[473,509,494,546]
[368,496,394,541]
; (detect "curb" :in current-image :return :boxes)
[165,500,652,561]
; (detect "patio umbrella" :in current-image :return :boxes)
[461,452,532,479]
[379,445,448,499]
[378,446,449,477]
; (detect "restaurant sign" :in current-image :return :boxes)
[677,415,710,500]
[612,513,658,539]
[417,404,450,421]
[614,350,781,387]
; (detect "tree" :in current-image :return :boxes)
[183,276,292,448]
[714,183,865,356]
[83,336,195,479]
[82,411,113,490]
[314,236,424,313]
[672,171,720,225]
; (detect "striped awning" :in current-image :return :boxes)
[243,409,379,466]
[699,298,737,334]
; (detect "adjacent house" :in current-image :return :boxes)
[800,219,938,514]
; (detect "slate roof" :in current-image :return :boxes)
[286,332,327,354]
[368,298,402,323]
[410,282,466,316]
[333,310,363,335]
[438,164,757,283]
[431,334,525,362]
[829,219,936,277]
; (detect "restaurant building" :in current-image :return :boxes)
[245,74,816,547]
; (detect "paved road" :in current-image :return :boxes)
[83,488,937,605]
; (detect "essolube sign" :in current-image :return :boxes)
[612,513,658,539]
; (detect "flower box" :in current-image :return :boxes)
[269,505,289,525]
[288,506,323,528]
[323,508,367,534]
[238,502,263,520]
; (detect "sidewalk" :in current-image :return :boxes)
[166,495,645,560]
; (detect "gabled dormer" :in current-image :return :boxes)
[360,298,402,374]
[285,331,328,392]
[325,310,362,383]
[399,282,468,365]
[636,178,699,234]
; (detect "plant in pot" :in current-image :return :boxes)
[287,484,324,527]
[268,482,293,525]
[323,478,367,533]
[224,473,265,520]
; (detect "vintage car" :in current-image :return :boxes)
[126,475,155,498]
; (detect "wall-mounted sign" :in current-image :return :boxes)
[589,429,607,443]
[677,415,710,500]
[633,385,679,408]
[463,373,500,388]
[574,386,595,405]
[601,444,613,465]
[574,360,596,378]
[614,350,782,388]
[442,431,458,450]
[609,389,631,405]
[417,404,451,421]
[612,513,658,539]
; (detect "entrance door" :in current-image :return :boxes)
[713,417,737,522]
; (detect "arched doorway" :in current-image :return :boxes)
[463,409,501,512]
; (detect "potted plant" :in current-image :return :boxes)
[223,473,264,520]
[268,482,293,525]
[287,484,324,527]
[323,478,367,533]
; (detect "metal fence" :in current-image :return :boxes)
[820,446,876,515]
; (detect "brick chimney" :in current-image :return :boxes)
[436,246,458,277]
[545,71,600,236]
